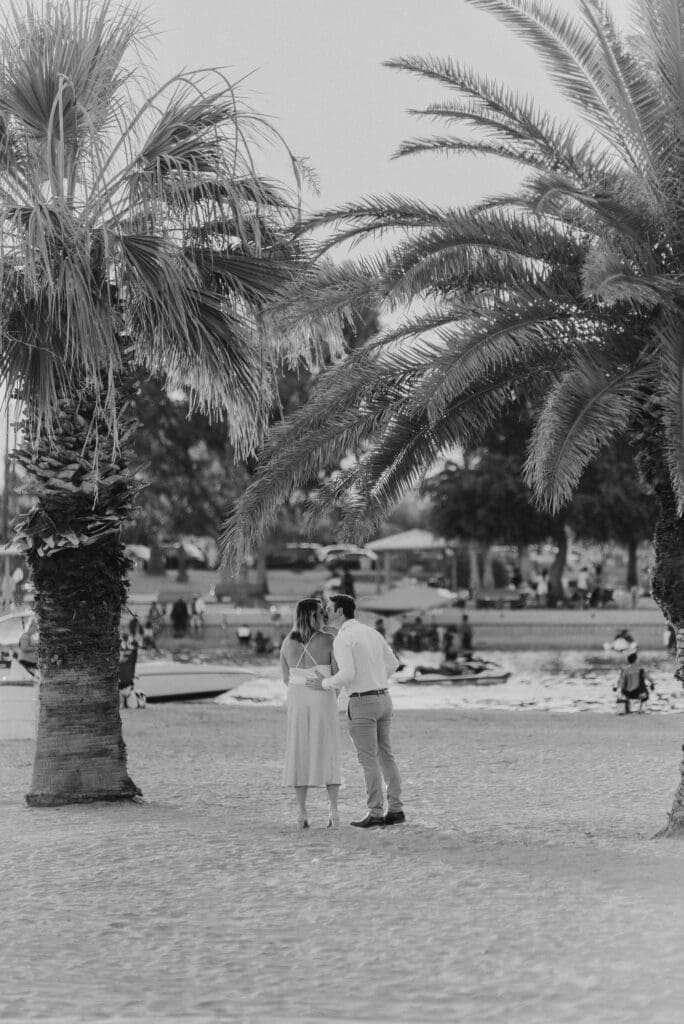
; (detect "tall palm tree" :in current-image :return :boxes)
[1,0,312,806]
[225,0,684,835]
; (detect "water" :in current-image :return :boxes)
[215,650,684,714]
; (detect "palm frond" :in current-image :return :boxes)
[525,355,654,511]
[654,313,684,510]
[387,54,616,184]
[467,0,659,179]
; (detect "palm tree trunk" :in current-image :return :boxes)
[481,545,496,589]
[548,524,568,607]
[14,384,142,807]
[649,480,684,836]
[625,540,638,589]
[467,540,481,597]
[27,542,140,806]
[254,548,268,597]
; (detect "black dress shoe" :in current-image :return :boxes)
[350,814,385,828]
[383,810,406,825]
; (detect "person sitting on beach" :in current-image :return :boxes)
[280,599,341,829]
[613,651,654,714]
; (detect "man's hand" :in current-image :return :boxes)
[306,671,326,691]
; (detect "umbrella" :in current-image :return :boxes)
[357,583,461,615]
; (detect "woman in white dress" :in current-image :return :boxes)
[280,599,341,829]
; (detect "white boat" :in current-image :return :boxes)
[135,659,259,700]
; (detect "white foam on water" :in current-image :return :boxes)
[215,650,684,714]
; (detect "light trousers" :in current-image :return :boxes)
[348,692,402,818]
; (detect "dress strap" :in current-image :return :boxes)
[293,632,319,668]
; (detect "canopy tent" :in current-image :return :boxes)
[367,529,447,553]
[366,529,456,591]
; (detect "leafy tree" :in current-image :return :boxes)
[226,0,684,834]
[3,1,310,805]
[126,376,249,563]
[571,443,656,588]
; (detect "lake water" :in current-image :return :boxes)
[215,649,684,714]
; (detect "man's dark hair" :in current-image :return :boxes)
[330,594,356,619]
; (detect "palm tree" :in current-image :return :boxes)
[225,0,684,835]
[1,0,311,806]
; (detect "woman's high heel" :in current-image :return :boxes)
[327,810,340,828]
[297,815,309,830]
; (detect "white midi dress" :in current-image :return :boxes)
[282,640,341,787]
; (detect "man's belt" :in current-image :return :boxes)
[349,689,388,697]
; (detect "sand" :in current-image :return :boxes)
[3,702,684,1023]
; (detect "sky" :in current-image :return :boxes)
[142,0,631,216]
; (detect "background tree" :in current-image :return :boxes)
[226,0,684,834]
[127,375,250,572]
[570,443,656,589]
[2,1,316,806]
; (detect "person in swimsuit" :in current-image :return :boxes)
[614,650,655,714]
[280,599,341,829]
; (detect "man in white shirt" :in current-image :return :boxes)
[307,594,405,828]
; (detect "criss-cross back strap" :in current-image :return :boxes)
[294,633,318,668]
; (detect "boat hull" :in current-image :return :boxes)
[395,671,511,686]
[135,660,258,700]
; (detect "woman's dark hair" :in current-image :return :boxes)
[290,599,324,643]
[330,594,356,619]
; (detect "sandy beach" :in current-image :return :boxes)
[3,698,684,1024]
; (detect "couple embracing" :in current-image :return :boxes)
[280,594,405,830]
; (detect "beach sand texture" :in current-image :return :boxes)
[3,703,684,1023]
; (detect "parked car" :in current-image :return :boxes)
[0,609,37,667]
[266,544,322,571]
[319,545,378,571]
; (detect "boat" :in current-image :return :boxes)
[134,659,259,700]
[394,668,511,686]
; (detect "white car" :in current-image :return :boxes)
[0,609,37,666]
[319,545,378,570]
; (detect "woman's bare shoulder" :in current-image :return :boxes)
[311,632,334,654]
[280,635,298,656]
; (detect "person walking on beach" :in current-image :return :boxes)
[307,594,404,828]
[614,651,655,714]
[280,599,341,829]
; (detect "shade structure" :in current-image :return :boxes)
[366,530,456,593]
[366,529,447,552]
[357,583,460,615]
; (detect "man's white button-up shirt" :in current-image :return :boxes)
[323,618,399,693]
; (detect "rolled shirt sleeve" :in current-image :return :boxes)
[382,638,400,676]
[323,632,355,691]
